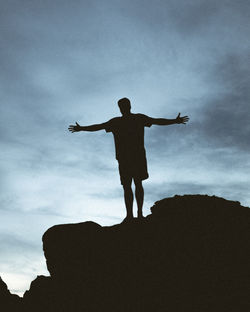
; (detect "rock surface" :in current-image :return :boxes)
[9,195,250,311]
[0,277,20,311]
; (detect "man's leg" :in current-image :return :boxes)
[123,178,134,219]
[134,179,144,218]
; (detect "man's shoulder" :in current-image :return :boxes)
[133,113,150,118]
[109,114,149,120]
[107,116,121,125]
[105,116,121,132]
[133,113,153,127]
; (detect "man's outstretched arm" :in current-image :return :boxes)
[150,113,189,125]
[68,122,107,133]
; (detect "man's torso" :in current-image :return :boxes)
[105,113,152,160]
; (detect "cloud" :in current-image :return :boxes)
[197,53,250,151]
[0,233,37,256]
[88,187,122,200]
[146,180,249,207]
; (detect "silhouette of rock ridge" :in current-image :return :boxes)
[5,194,250,311]
[0,277,20,311]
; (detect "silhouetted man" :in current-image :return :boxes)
[68,98,189,222]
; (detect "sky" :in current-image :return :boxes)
[0,0,250,296]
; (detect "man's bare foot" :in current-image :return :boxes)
[137,215,144,220]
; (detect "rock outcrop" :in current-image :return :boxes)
[0,277,20,311]
[1,194,247,311]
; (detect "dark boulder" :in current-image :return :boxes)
[23,195,250,311]
[0,277,21,312]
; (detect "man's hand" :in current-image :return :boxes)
[68,122,81,133]
[176,113,189,124]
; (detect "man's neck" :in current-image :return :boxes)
[122,112,132,118]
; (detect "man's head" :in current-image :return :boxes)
[118,98,131,116]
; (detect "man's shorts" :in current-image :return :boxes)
[117,152,149,185]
